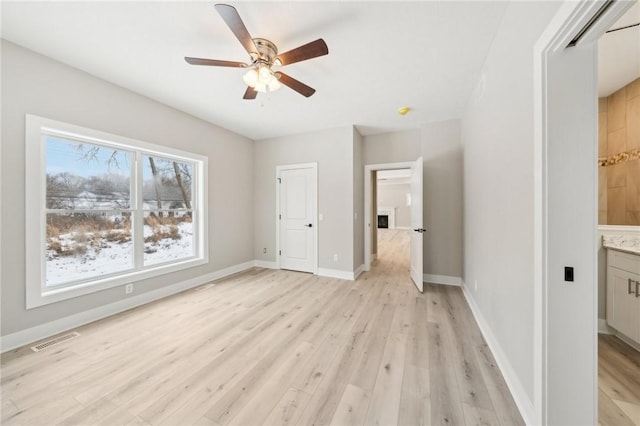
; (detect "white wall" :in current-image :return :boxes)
[377,183,411,228]
[253,126,356,273]
[0,41,255,337]
[460,1,561,420]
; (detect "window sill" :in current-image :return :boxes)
[27,257,208,309]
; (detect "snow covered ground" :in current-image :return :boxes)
[46,221,193,286]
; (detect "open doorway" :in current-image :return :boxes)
[364,158,424,292]
[375,169,412,272]
[596,3,640,424]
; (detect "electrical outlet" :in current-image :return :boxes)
[333,254,338,262]
[125,284,133,294]
[263,247,267,254]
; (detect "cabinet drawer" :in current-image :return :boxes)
[607,249,640,274]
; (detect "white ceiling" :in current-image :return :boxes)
[598,2,640,97]
[3,2,638,138]
[1,1,509,140]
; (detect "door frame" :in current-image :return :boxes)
[534,1,634,424]
[275,162,318,274]
[364,161,414,271]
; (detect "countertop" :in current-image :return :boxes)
[602,235,640,256]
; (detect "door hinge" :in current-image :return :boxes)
[279,250,281,256]
[279,213,281,220]
[277,178,281,184]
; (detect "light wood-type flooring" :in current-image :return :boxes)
[599,334,640,425]
[1,229,523,425]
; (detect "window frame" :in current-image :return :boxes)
[26,114,208,309]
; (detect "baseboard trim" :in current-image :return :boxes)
[317,267,354,280]
[423,273,461,286]
[1,260,256,353]
[598,319,613,335]
[253,260,278,269]
[461,285,534,425]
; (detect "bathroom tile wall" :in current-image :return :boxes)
[598,77,640,226]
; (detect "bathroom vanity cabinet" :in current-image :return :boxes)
[606,248,640,345]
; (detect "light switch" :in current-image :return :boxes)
[319,214,323,221]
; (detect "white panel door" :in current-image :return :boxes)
[410,157,424,292]
[279,166,316,273]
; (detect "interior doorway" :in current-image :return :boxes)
[595,3,640,425]
[364,158,424,292]
[534,1,635,424]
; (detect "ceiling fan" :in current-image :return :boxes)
[185,4,329,100]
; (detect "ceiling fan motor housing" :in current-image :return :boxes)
[252,38,278,65]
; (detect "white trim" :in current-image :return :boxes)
[364,162,413,271]
[598,319,613,335]
[275,163,318,274]
[254,260,278,269]
[0,260,255,353]
[461,284,534,425]
[423,274,461,287]
[317,267,354,281]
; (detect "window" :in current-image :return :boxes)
[26,115,208,308]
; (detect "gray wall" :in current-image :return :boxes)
[422,120,463,279]
[460,1,561,407]
[253,126,356,272]
[363,122,463,279]
[376,183,411,228]
[363,129,420,165]
[1,41,254,336]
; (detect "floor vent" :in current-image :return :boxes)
[31,332,80,352]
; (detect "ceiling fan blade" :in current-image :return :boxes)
[214,4,258,55]
[243,86,258,100]
[185,57,248,68]
[276,39,328,66]
[275,72,316,97]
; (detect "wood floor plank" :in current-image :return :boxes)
[427,321,466,426]
[363,299,410,426]
[261,387,311,426]
[599,389,635,426]
[398,365,431,426]
[329,383,370,426]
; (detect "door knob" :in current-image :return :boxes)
[304,223,313,228]
[413,228,426,233]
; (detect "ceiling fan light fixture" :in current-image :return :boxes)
[267,77,281,92]
[242,68,258,87]
[258,65,272,84]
